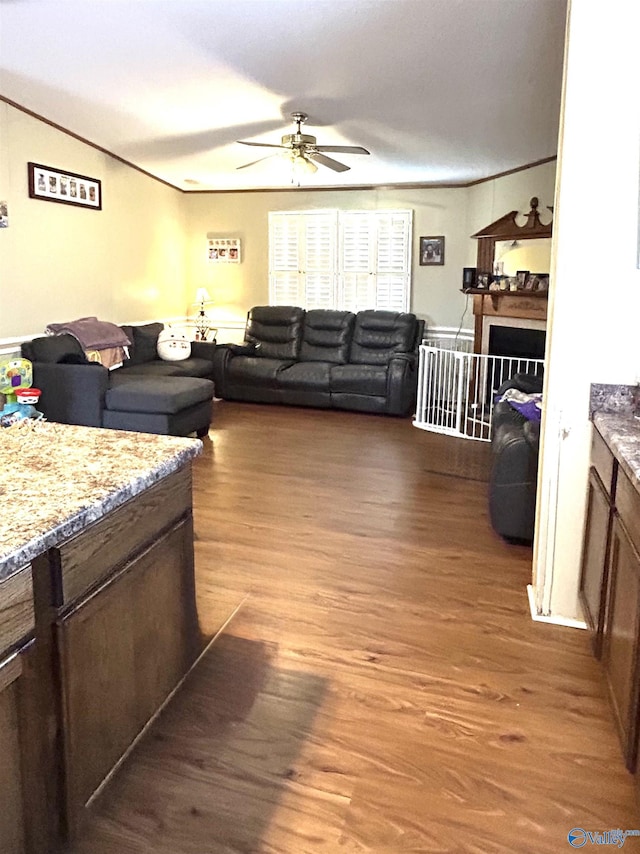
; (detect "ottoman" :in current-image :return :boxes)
[103,375,214,437]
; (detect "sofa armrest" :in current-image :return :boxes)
[190,340,218,361]
[386,354,418,415]
[32,362,109,427]
[227,343,259,356]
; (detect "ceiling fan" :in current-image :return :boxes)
[236,112,370,174]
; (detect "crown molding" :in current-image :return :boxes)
[1,94,557,196]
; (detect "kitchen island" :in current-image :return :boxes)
[0,420,203,854]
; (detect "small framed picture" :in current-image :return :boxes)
[476,273,490,289]
[207,237,241,263]
[536,274,549,291]
[419,235,445,266]
[524,273,539,290]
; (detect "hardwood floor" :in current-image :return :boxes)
[71,403,638,853]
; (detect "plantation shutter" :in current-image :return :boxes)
[269,211,336,307]
[269,209,412,311]
[374,212,412,312]
[301,212,336,308]
[269,212,303,305]
[339,212,376,311]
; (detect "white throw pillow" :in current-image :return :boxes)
[157,328,191,361]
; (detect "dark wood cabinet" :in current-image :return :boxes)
[0,653,27,854]
[579,426,640,771]
[52,472,200,837]
[0,564,37,854]
[0,465,200,853]
[602,513,640,770]
[599,466,640,772]
[579,428,616,657]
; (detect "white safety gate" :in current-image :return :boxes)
[413,344,544,442]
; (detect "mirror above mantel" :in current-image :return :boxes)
[472,196,553,279]
[494,237,551,277]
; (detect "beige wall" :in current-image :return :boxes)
[533,1,640,620]
[185,163,556,341]
[0,96,557,349]
[0,101,187,344]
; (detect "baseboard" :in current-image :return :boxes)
[526,584,587,629]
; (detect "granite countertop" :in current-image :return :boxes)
[0,421,202,582]
[593,411,640,492]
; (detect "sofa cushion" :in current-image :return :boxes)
[350,311,417,365]
[118,357,213,379]
[245,306,304,360]
[228,356,294,385]
[299,310,355,364]
[105,376,214,414]
[278,361,332,392]
[113,362,185,378]
[124,322,165,365]
[23,334,86,363]
[330,364,388,396]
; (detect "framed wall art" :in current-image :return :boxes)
[207,237,241,263]
[28,162,102,210]
[419,235,445,266]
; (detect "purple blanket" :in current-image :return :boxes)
[498,388,543,422]
[46,317,131,350]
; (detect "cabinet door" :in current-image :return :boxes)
[57,516,199,833]
[131,514,199,729]
[57,560,138,826]
[0,654,26,854]
[601,515,640,770]
[579,467,612,657]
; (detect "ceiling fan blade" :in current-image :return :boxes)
[237,140,287,149]
[236,154,280,170]
[308,152,350,173]
[314,145,370,155]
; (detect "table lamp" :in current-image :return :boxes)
[193,288,213,341]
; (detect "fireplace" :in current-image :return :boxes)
[472,291,548,357]
[482,316,547,358]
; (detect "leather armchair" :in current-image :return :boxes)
[489,372,543,543]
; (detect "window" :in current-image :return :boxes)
[269,209,412,312]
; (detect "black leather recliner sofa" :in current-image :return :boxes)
[213,306,424,416]
[489,372,543,543]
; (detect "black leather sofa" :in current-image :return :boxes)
[21,323,216,436]
[488,372,543,543]
[212,306,424,416]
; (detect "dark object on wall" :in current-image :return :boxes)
[462,267,477,290]
[419,236,445,266]
[28,162,102,210]
[213,306,424,416]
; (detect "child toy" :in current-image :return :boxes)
[0,357,44,427]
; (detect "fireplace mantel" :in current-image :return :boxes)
[471,291,548,354]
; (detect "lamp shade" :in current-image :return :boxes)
[195,287,211,305]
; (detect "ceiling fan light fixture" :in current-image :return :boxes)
[290,150,317,183]
[237,111,367,181]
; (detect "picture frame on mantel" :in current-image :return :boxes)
[27,162,102,210]
[419,235,445,266]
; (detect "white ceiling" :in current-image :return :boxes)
[0,0,568,192]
